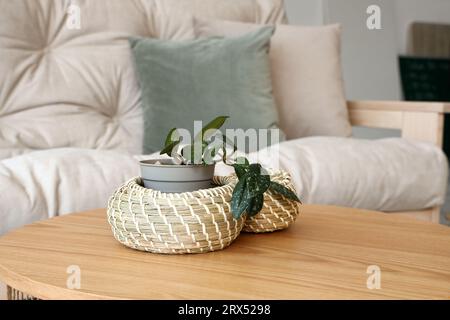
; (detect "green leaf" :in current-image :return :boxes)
[222,143,227,163]
[161,128,181,157]
[164,128,178,147]
[203,144,216,158]
[180,145,194,163]
[232,157,250,178]
[160,139,181,157]
[194,116,229,142]
[202,141,209,153]
[269,182,302,203]
[248,163,261,174]
[202,143,219,165]
[247,193,264,217]
[221,136,237,164]
[246,172,258,196]
[256,174,271,194]
[232,164,249,179]
[223,136,238,152]
[245,164,270,196]
[231,177,251,219]
[235,157,249,166]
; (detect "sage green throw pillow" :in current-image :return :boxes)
[129,26,279,154]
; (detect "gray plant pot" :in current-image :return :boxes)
[140,159,215,193]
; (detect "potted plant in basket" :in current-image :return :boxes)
[140,116,234,193]
[140,116,301,219]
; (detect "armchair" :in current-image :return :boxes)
[348,100,450,222]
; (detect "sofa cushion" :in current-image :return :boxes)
[0,148,140,235]
[217,137,448,212]
[1,138,447,235]
[0,0,287,160]
[194,19,352,139]
[130,27,279,153]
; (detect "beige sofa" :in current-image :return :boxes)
[0,0,447,235]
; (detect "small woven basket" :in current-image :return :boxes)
[242,171,301,233]
[107,176,244,254]
[107,171,300,254]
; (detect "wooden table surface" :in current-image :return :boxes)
[0,205,449,300]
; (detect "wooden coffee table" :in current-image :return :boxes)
[0,205,449,300]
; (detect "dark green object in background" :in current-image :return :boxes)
[399,56,450,155]
[399,56,450,101]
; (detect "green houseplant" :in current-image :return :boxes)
[229,157,301,219]
[140,116,233,192]
[140,116,301,218]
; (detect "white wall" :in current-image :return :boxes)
[323,0,402,100]
[285,0,402,100]
[284,0,403,138]
[284,0,450,100]
[284,0,449,139]
[284,0,323,25]
[395,0,450,54]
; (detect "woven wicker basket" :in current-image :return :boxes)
[242,171,301,233]
[107,171,300,254]
[107,176,244,254]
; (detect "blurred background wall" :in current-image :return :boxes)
[284,0,450,139]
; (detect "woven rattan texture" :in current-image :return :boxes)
[107,172,300,254]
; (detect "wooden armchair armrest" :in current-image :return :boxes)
[348,100,450,113]
[347,100,449,147]
[348,100,446,223]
